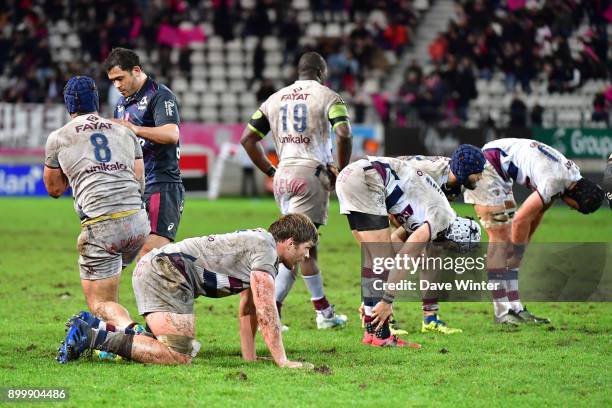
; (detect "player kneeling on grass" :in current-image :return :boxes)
[464,138,604,326]
[58,214,316,368]
[336,156,481,347]
[44,76,150,355]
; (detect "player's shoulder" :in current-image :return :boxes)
[316,82,345,102]
[149,81,177,101]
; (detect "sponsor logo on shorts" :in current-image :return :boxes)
[167,223,175,231]
[279,134,311,144]
[85,161,128,174]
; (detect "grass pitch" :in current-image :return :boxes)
[0,197,610,407]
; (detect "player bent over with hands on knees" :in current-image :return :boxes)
[391,145,485,334]
[464,138,604,326]
[335,156,481,347]
[44,76,151,364]
[241,51,352,330]
[58,214,316,368]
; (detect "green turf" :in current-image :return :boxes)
[0,197,610,407]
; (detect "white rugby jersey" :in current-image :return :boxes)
[482,138,581,204]
[248,80,349,168]
[44,114,143,220]
[151,228,279,298]
[366,156,456,238]
[397,155,451,186]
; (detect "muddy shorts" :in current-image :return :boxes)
[78,209,150,280]
[132,252,195,315]
[273,164,331,225]
[336,159,387,217]
[464,163,515,207]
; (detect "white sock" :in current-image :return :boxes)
[275,264,296,304]
[303,272,325,301]
[506,268,523,312]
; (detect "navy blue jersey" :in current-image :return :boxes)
[114,78,182,186]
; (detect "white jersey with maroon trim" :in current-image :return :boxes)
[259,80,344,168]
[152,228,279,298]
[44,114,143,220]
[482,138,581,204]
[397,155,451,186]
[365,156,456,238]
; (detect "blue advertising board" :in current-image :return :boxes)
[0,164,70,196]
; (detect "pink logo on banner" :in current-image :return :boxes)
[157,24,206,47]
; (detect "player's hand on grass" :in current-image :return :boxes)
[281,360,314,369]
[371,301,393,330]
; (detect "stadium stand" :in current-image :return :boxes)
[0,0,429,123]
[0,0,609,127]
[395,0,611,128]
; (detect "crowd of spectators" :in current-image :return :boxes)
[430,0,610,92]
[393,0,611,127]
[1,0,421,116]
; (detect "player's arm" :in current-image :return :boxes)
[43,134,68,198]
[511,190,545,246]
[372,224,430,329]
[113,91,181,144]
[43,166,69,198]
[113,121,179,145]
[391,225,409,243]
[238,288,258,361]
[328,103,352,170]
[249,270,287,365]
[241,110,276,176]
[135,158,145,194]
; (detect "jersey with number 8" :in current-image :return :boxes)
[250,79,348,167]
[44,114,144,220]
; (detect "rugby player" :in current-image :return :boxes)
[44,76,150,341]
[464,138,604,325]
[241,52,352,329]
[392,145,486,333]
[103,48,184,258]
[59,214,316,368]
[336,156,481,346]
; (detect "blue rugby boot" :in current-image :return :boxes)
[57,318,94,364]
[76,311,101,328]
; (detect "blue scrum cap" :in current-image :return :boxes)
[450,144,486,186]
[63,76,99,114]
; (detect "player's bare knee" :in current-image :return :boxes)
[157,334,200,364]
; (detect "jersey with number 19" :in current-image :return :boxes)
[44,114,144,220]
[247,79,350,225]
[248,79,349,167]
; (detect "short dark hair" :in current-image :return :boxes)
[297,52,326,78]
[103,48,141,72]
[269,214,318,245]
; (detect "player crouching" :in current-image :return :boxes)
[57,214,316,368]
[336,156,481,347]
